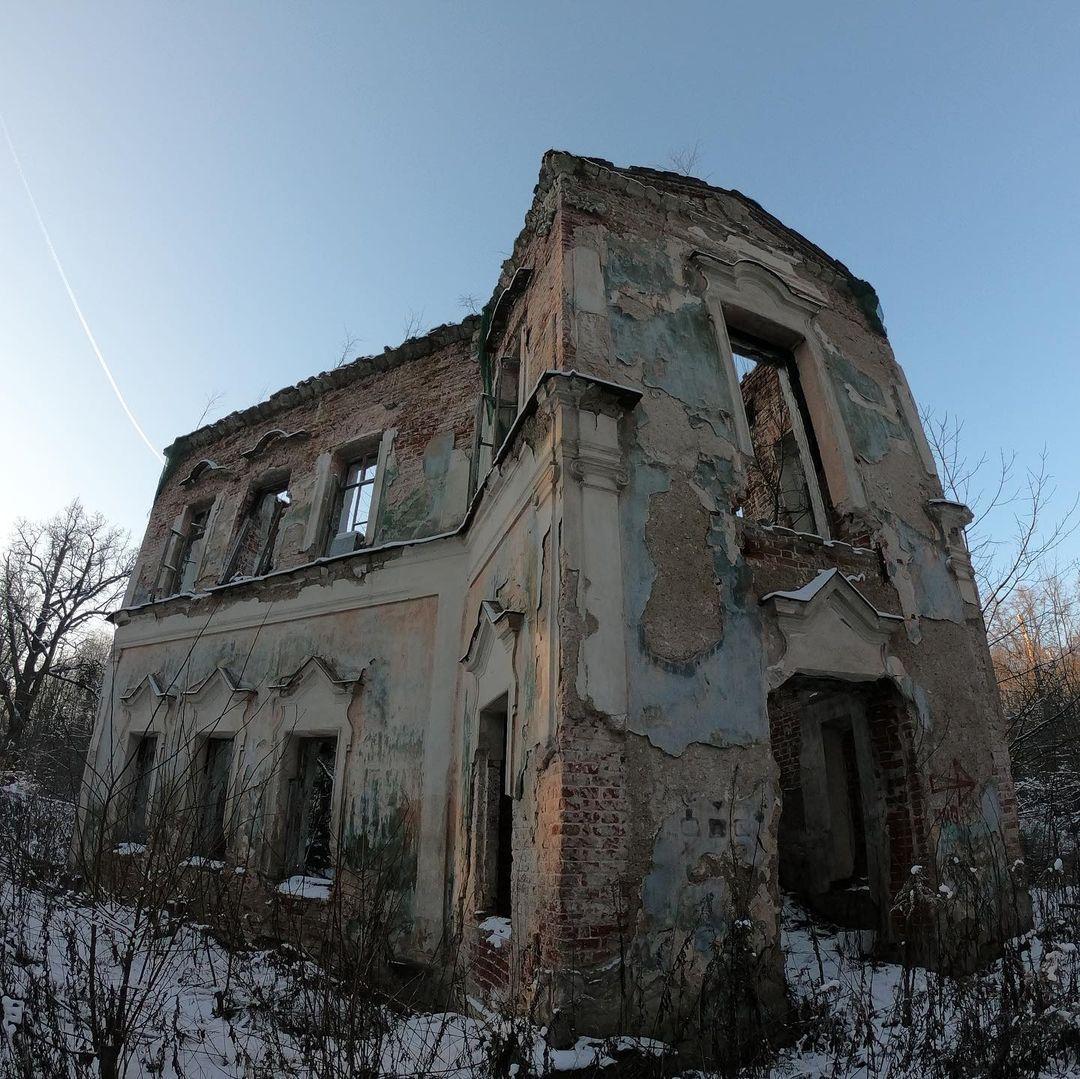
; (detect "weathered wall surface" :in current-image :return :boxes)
[534,153,1025,1023]
[90,535,471,954]
[127,320,481,605]
[85,150,1028,1050]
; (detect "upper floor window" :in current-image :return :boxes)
[156,504,211,598]
[325,444,383,557]
[224,479,290,581]
[336,452,378,539]
[492,353,520,449]
[175,507,210,593]
[729,330,831,537]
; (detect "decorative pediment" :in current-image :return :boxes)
[269,655,363,695]
[691,252,824,314]
[239,428,311,461]
[762,569,903,687]
[462,601,523,673]
[120,674,178,705]
[179,459,232,488]
[182,666,256,700]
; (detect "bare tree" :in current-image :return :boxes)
[668,140,706,178]
[457,293,482,316]
[401,308,426,340]
[193,390,226,430]
[0,502,133,757]
[334,326,362,369]
[922,411,1079,631]
[924,412,1080,865]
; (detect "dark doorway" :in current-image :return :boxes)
[769,677,886,931]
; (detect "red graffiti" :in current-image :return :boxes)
[930,759,977,825]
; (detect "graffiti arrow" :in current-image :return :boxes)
[930,760,977,799]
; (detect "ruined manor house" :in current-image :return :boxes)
[83,151,1026,1036]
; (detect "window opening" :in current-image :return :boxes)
[126,734,158,842]
[325,449,379,556]
[175,507,210,593]
[225,482,290,581]
[473,695,513,917]
[284,736,337,878]
[493,353,520,449]
[195,736,233,858]
[729,331,829,534]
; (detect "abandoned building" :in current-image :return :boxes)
[81,150,1028,1039]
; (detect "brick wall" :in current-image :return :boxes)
[470,927,512,1001]
[535,720,629,973]
[739,360,794,525]
[130,324,482,604]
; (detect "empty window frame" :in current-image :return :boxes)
[283,736,338,879]
[224,481,290,581]
[490,318,530,454]
[175,507,210,592]
[729,331,831,536]
[492,352,521,449]
[194,736,233,859]
[472,695,513,917]
[125,734,158,842]
[157,505,211,597]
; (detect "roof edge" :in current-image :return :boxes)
[537,149,876,309]
[165,315,480,461]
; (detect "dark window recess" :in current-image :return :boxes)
[473,695,513,917]
[126,734,158,842]
[493,355,520,448]
[284,736,337,878]
[325,450,378,555]
[730,331,830,533]
[195,737,233,859]
[224,484,290,581]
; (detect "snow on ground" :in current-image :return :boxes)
[4,776,1080,1077]
[276,874,332,900]
[773,890,1080,1078]
[0,856,672,1077]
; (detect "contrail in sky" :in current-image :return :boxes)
[1,112,165,464]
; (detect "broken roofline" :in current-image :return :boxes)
[536,150,882,315]
[162,149,881,467]
[116,369,643,622]
[163,316,481,463]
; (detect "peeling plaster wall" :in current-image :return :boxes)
[538,153,1026,1023]
[86,150,1028,1048]
[90,537,470,956]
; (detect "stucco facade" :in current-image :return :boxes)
[82,151,1027,1043]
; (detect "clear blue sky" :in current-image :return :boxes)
[2,2,1078,563]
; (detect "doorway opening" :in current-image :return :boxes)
[768,676,905,932]
[473,694,513,918]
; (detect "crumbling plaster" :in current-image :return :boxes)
[84,150,1028,1047]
